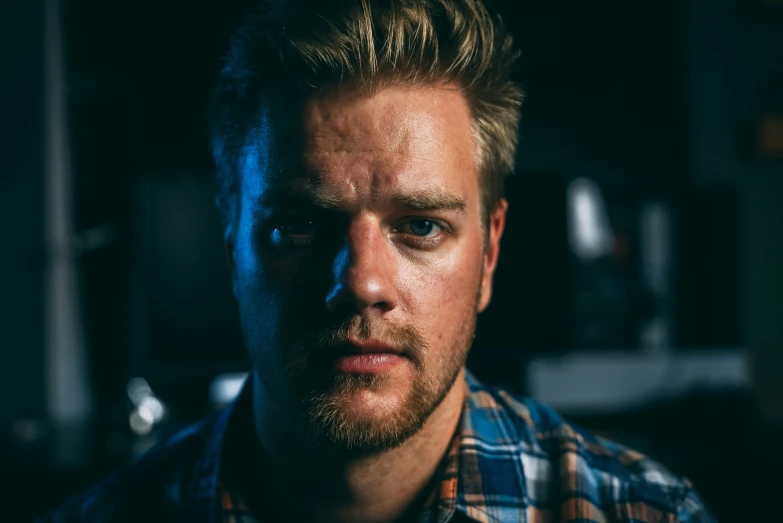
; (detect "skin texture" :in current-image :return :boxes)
[227,85,507,522]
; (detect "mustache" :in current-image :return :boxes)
[290,315,428,365]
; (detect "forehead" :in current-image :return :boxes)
[240,86,478,207]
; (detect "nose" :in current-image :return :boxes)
[325,216,399,315]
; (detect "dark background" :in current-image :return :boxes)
[3,0,783,520]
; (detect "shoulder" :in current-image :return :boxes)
[36,415,218,523]
[463,375,715,521]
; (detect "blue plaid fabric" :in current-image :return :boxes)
[39,371,715,522]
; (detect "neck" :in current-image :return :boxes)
[251,369,467,523]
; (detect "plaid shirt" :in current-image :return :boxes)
[39,371,715,522]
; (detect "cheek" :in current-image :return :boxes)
[265,253,312,289]
[397,239,484,336]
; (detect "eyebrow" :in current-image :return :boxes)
[259,186,466,214]
[390,190,466,213]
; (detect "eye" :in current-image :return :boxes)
[278,217,316,236]
[269,216,317,247]
[399,218,442,237]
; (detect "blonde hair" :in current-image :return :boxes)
[210,0,524,224]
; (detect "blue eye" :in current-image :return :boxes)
[406,218,439,237]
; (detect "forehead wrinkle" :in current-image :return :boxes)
[306,131,420,159]
[294,151,454,213]
[257,174,348,209]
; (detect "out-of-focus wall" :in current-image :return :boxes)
[745,179,783,423]
[0,1,46,423]
[685,0,783,425]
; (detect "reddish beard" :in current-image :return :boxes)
[282,314,469,454]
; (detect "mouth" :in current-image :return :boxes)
[331,339,408,374]
[342,338,404,355]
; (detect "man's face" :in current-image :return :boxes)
[230,86,506,453]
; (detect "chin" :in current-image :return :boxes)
[302,372,431,453]
[318,371,410,417]
[340,383,408,415]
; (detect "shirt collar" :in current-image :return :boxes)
[442,371,528,523]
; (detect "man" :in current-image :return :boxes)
[42,0,715,521]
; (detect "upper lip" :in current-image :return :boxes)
[342,338,404,355]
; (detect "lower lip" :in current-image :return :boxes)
[334,353,406,373]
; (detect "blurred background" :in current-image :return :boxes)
[2,0,782,520]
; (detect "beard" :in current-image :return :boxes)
[282,312,474,454]
[238,272,483,456]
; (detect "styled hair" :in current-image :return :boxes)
[209,0,524,226]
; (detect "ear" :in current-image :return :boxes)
[224,224,239,299]
[478,198,508,313]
